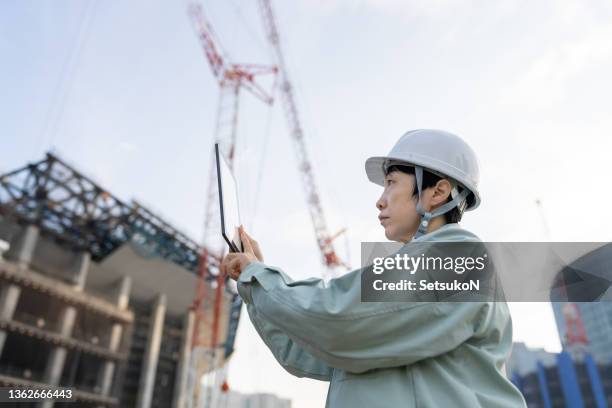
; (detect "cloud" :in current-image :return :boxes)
[118,141,137,152]
[300,0,518,21]
[503,23,612,111]
[361,0,476,19]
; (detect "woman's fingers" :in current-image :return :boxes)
[221,253,239,277]
[225,253,257,279]
[242,228,256,244]
[221,232,261,280]
[239,226,255,255]
[226,256,243,279]
[240,226,264,262]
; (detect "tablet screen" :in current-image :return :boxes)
[215,143,242,252]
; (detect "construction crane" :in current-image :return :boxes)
[257,0,349,278]
[186,2,277,407]
[187,1,348,405]
[561,303,589,355]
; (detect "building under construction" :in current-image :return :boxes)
[0,153,241,407]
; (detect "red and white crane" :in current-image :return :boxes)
[562,303,589,352]
[187,1,349,406]
[257,0,349,277]
[186,3,277,407]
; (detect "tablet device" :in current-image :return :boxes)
[215,143,243,253]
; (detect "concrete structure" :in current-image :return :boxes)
[508,342,612,407]
[98,276,132,397]
[136,293,166,408]
[172,310,195,408]
[0,154,239,408]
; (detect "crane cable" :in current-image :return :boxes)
[228,0,270,57]
[250,100,275,234]
[38,0,99,155]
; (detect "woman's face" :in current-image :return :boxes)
[376,170,420,243]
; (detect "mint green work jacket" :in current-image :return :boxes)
[237,224,527,408]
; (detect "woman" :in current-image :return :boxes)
[221,129,526,407]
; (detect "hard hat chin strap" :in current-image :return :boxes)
[413,166,470,240]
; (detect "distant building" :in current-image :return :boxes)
[508,342,612,407]
[245,393,291,408]
[200,387,291,408]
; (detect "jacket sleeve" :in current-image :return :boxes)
[240,263,333,381]
[237,262,496,374]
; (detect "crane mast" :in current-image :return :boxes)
[186,3,277,407]
[257,0,348,276]
[186,1,348,404]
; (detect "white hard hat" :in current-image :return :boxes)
[365,129,481,238]
[365,129,481,209]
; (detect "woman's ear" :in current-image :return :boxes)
[432,179,452,206]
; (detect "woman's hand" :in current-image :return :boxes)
[241,228,264,262]
[221,226,264,280]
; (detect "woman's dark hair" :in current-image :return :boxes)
[385,165,467,224]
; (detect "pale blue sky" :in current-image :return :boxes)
[3,0,612,406]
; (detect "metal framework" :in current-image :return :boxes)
[0,152,219,275]
[562,303,589,349]
[187,3,277,407]
[258,0,348,276]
